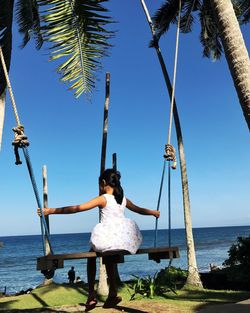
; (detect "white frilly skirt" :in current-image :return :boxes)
[90,217,143,254]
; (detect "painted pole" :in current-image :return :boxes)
[43,165,51,255]
[42,165,53,284]
[112,153,117,171]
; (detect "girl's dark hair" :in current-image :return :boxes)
[99,168,124,204]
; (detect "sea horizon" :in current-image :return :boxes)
[1,224,249,239]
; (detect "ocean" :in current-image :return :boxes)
[0,226,249,295]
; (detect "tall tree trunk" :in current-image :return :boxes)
[140,0,203,287]
[0,90,6,152]
[97,73,110,296]
[211,0,250,130]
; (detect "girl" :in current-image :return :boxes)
[38,169,160,311]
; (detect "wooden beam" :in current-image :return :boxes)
[37,246,179,270]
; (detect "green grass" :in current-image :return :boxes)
[0,282,249,311]
[0,282,88,310]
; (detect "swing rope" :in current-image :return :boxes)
[0,46,53,255]
[154,160,166,247]
[154,0,182,248]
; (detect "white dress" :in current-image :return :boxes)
[90,194,143,254]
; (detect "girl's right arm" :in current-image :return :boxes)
[37,195,106,216]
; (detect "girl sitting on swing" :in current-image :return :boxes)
[38,168,160,310]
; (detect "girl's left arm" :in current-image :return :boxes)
[38,196,106,216]
[126,199,160,218]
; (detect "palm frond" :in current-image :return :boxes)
[0,0,14,96]
[199,0,223,60]
[38,0,114,98]
[181,0,201,33]
[15,0,43,49]
[152,0,180,41]
[234,0,250,23]
[151,0,202,42]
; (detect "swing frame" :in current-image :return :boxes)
[37,246,180,271]
[0,47,181,278]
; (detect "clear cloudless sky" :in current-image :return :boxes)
[0,0,249,236]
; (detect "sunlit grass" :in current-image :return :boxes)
[0,282,249,311]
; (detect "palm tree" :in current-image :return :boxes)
[0,0,113,295]
[151,0,250,130]
[0,0,113,149]
[0,0,14,150]
[140,0,203,288]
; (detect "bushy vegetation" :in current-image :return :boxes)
[156,266,188,289]
[223,236,250,267]
[127,266,188,300]
[222,236,250,289]
[201,235,250,291]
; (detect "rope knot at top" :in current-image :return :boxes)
[164,144,177,170]
[12,125,29,165]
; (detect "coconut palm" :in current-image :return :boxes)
[0,0,113,149]
[37,0,113,98]
[0,0,14,150]
[151,0,250,130]
[140,0,203,288]
[0,0,113,295]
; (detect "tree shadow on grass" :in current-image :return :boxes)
[0,299,19,310]
[160,288,250,303]
[113,305,148,312]
[31,293,49,307]
[0,307,84,312]
[195,301,250,313]
[36,282,88,297]
[0,294,49,311]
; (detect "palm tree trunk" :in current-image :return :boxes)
[0,90,6,152]
[140,0,203,287]
[211,0,250,130]
[97,73,110,296]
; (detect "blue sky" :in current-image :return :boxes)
[0,1,249,236]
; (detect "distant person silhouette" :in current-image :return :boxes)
[68,266,75,284]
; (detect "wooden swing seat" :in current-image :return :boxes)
[37,246,179,271]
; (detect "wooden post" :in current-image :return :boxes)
[97,73,110,296]
[112,153,117,172]
[100,72,110,175]
[43,165,53,284]
[43,165,51,255]
[0,90,6,152]
[112,152,122,285]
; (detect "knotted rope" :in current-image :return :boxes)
[12,125,29,165]
[154,0,182,249]
[164,143,177,170]
[165,0,182,171]
[0,45,53,256]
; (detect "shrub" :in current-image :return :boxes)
[156,266,188,289]
[223,236,250,267]
[221,236,250,289]
[127,267,187,300]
